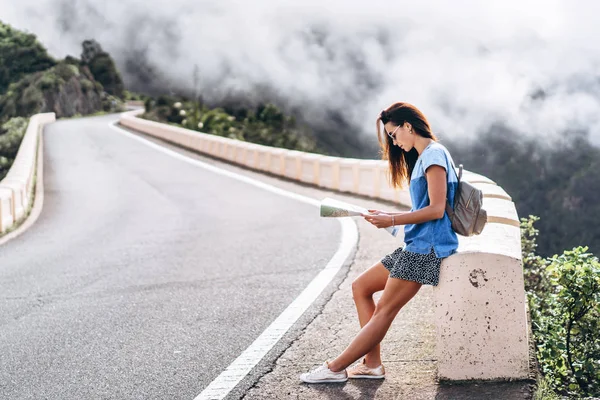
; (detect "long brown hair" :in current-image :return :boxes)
[377,102,438,189]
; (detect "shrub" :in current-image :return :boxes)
[81,39,124,98]
[20,85,44,114]
[522,216,600,397]
[141,98,322,154]
[0,117,28,180]
[0,21,56,94]
[123,90,145,101]
[38,72,61,91]
[80,79,94,93]
[54,62,78,81]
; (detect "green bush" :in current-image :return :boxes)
[81,40,124,98]
[522,215,551,295]
[86,53,124,98]
[141,99,324,155]
[20,85,44,114]
[80,79,94,93]
[0,21,56,94]
[533,375,561,400]
[522,216,600,398]
[123,90,146,101]
[53,62,78,81]
[37,72,62,91]
[101,94,125,113]
[0,117,28,180]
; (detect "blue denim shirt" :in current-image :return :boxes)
[403,142,459,258]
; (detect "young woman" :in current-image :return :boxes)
[300,102,459,383]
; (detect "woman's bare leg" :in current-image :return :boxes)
[351,262,389,368]
[328,277,422,372]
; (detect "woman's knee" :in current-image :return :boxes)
[351,278,369,297]
[352,262,389,297]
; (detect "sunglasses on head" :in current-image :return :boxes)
[380,110,402,140]
[384,124,401,141]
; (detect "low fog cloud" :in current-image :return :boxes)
[3,0,600,153]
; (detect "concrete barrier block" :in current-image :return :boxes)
[233,142,250,165]
[0,179,26,221]
[215,139,228,159]
[456,223,521,259]
[462,170,496,185]
[201,136,217,154]
[0,112,55,233]
[257,148,271,172]
[357,160,381,197]
[225,141,238,163]
[483,198,519,227]
[268,149,286,176]
[126,100,145,108]
[283,150,302,180]
[434,250,529,380]
[206,138,217,154]
[474,182,511,201]
[338,159,358,192]
[243,144,260,169]
[173,128,188,146]
[183,131,196,149]
[298,153,323,185]
[163,126,176,143]
[188,134,205,154]
[318,156,340,190]
[0,187,14,232]
[210,137,226,157]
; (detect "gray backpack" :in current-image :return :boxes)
[445,163,487,236]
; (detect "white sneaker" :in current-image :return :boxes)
[299,362,348,383]
[347,359,386,379]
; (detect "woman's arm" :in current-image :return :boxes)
[363,165,447,227]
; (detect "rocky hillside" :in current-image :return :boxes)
[0,60,121,122]
[0,20,129,179]
[0,21,125,123]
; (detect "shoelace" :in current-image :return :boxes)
[307,365,328,377]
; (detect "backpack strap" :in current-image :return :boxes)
[447,156,462,183]
[445,154,462,214]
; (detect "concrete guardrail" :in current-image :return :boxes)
[0,113,56,233]
[120,109,529,381]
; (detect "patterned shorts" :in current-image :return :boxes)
[381,246,442,286]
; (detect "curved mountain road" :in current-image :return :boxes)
[0,114,345,399]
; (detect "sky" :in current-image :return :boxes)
[2,0,600,151]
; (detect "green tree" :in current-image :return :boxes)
[0,21,55,94]
[81,39,124,98]
[0,117,28,180]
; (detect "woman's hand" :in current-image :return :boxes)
[362,212,393,228]
[366,209,388,215]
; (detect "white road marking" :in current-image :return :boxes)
[109,121,358,400]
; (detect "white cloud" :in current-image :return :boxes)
[3,0,600,149]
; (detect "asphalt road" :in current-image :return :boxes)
[0,114,342,399]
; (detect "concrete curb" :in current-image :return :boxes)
[0,116,52,245]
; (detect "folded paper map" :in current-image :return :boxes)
[320,197,401,237]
